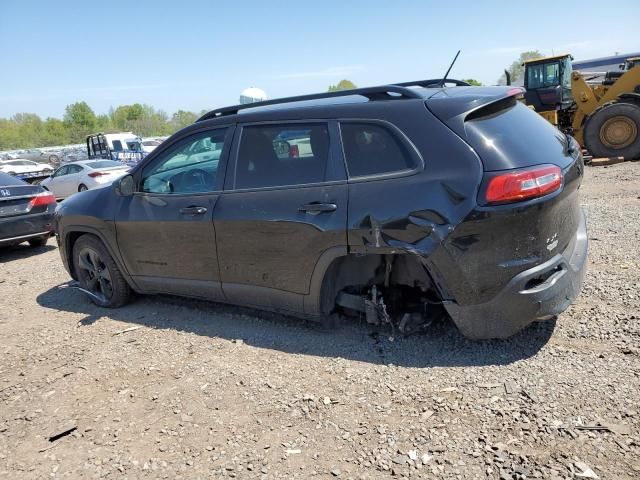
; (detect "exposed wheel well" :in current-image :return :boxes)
[319,253,446,332]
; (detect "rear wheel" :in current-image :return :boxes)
[28,235,49,248]
[73,235,131,307]
[584,101,640,159]
[78,184,88,192]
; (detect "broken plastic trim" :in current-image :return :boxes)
[59,283,104,302]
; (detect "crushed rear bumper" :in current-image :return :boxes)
[445,209,588,339]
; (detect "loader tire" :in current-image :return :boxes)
[583,101,640,159]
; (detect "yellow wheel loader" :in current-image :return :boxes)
[518,54,640,159]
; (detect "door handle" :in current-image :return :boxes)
[179,206,208,215]
[299,202,337,214]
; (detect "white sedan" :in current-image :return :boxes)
[40,160,130,199]
[0,159,54,175]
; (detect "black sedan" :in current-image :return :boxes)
[0,172,56,248]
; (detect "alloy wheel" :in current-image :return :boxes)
[77,247,113,302]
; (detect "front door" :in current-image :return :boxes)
[114,127,233,300]
[214,121,347,311]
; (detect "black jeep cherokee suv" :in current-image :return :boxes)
[54,80,587,339]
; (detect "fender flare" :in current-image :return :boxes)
[303,246,348,316]
[617,92,640,106]
[62,225,139,291]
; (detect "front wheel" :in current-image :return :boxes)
[73,235,131,307]
[583,101,640,159]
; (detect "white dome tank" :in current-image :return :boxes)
[239,87,267,105]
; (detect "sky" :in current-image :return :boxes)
[1,0,639,119]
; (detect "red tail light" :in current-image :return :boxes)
[27,191,56,209]
[289,145,300,158]
[485,165,563,204]
[88,171,110,178]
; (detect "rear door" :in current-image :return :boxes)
[114,126,233,299]
[213,121,347,311]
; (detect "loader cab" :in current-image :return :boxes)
[523,54,574,113]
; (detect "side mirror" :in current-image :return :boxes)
[115,174,135,197]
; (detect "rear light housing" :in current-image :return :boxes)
[27,191,56,210]
[88,171,110,178]
[483,164,563,205]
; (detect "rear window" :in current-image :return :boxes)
[464,99,570,171]
[0,172,26,186]
[340,122,416,177]
[86,161,123,169]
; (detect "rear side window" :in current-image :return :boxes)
[235,123,329,189]
[340,122,416,177]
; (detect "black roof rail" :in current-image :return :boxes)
[197,84,424,122]
[394,78,471,87]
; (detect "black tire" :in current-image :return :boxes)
[78,184,88,192]
[72,234,131,307]
[28,235,49,248]
[583,101,640,159]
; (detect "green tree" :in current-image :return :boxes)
[95,114,112,132]
[42,118,68,146]
[462,78,482,86]
[498,50,543,84]
[328,79,357,92]
[63,101,97,143]
[170,110,198,131]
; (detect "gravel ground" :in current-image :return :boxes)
[1,163,639,479]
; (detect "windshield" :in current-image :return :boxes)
[526,61,561,89]
[125,140,143,152]
[560,56,573,102]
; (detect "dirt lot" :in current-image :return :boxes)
[1,163,639,480]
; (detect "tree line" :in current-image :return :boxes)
[0,102,201,151]
[2,74,491,151]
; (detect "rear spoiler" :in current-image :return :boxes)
[425,86,524,137]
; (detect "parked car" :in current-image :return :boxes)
[0,171,56,248]
[54,80,587,340]
[0,159,54,175]
[141,139,162,153]
[40,160,130,199]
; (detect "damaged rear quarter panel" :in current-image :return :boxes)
[344,104,484,299]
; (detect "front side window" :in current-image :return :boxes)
[112,140,123,151]
[340,122,416,177]
[235,123,329,189]
[141,128,227,194]
[54,166,69,177]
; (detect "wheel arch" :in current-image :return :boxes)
[63,227,137,290]
[304,247,444,317]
